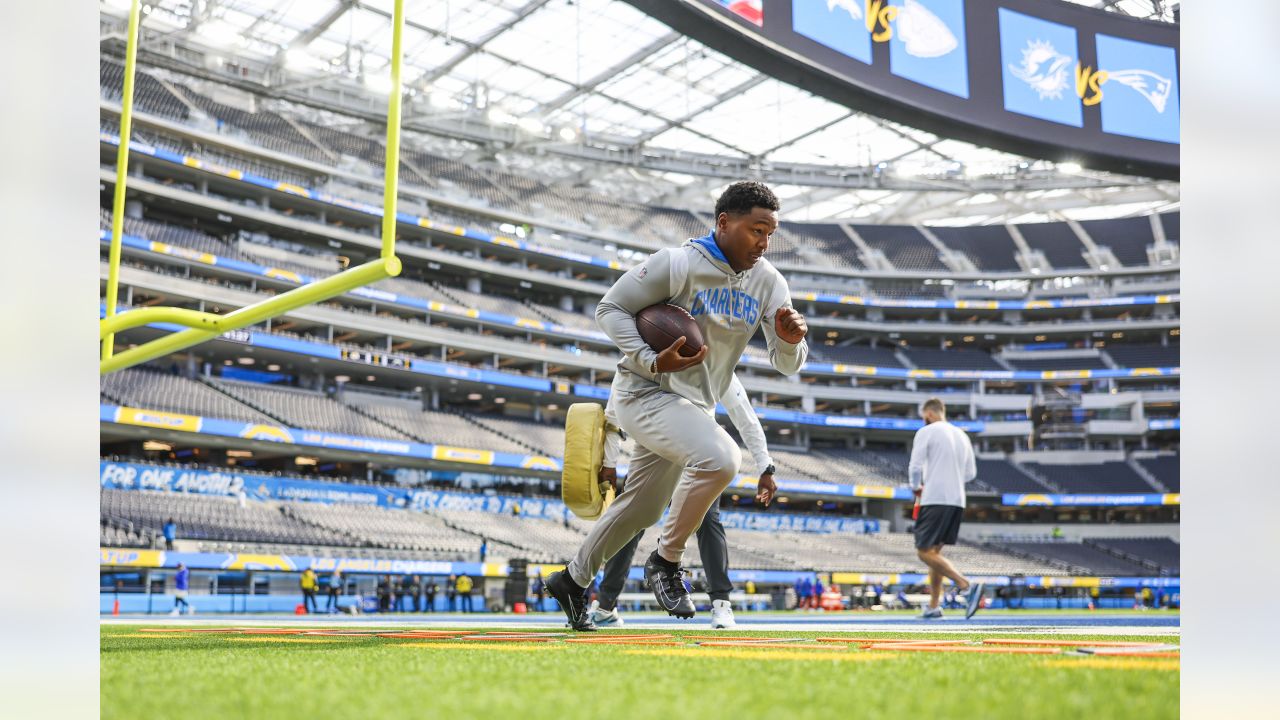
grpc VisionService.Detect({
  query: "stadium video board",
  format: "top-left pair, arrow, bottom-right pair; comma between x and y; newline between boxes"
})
628,0 -> 1179,179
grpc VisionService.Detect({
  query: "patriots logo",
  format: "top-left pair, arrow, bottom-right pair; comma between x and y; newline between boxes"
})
1106,69 -> 1173,113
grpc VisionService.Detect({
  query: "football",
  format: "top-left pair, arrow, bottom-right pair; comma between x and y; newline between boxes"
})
636,302 -> 704,358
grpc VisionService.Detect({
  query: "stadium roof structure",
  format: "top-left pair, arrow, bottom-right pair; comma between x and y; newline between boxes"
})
99,0 -> 1179,225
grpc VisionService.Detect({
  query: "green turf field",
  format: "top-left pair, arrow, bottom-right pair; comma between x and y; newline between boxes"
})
100,625 -> 1177,719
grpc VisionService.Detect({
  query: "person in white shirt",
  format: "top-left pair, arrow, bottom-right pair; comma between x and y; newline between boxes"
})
590,374 -> 777,630
908,397 -> 985,620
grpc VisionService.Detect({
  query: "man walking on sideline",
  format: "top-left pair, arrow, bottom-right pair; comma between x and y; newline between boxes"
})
170,563 -> 190,615
909,397 -> 984,619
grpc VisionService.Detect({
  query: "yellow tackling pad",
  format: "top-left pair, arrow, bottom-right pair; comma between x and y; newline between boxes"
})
561,403 -> 616,520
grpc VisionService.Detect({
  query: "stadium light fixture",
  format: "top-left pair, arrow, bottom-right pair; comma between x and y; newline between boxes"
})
100,0 -> 408,374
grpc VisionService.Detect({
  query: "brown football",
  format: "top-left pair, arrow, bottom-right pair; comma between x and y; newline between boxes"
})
636,303 -> 704,358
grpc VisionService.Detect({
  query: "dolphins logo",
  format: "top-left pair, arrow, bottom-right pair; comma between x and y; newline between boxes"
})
1009,39 -> 1073,100
897,0 -> 958,58
1106,69 -> 1173,113
827,0 -> 863,22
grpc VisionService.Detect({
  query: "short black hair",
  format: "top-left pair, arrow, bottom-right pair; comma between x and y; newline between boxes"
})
715,181 -> 780,218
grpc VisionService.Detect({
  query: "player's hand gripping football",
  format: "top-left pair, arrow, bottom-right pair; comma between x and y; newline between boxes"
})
774,307 -> 808,344
654,336 -> 709,373
599,465 -> 618,494
755,470 -> 777,507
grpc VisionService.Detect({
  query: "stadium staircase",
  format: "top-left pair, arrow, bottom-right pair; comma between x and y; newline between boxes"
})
981,542 -> 1083,575
1009,462 -> 1063,493
196,376 -> 294,427
1127,458 -> 1168,492
445,408 -> 553,457
342,401 -> 432,445
278,505 -> 366,547
1081,538 -> 1165,576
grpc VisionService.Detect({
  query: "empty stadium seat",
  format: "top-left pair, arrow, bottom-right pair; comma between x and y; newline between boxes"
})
101,368 -> 273,423
1021,462 -> 1156,494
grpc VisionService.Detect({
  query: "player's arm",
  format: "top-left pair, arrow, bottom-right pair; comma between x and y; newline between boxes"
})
908,428 -> 928,493
964,435 -> 977,484
761,279 -> 808,376
722,375 -> 776,505
595,248 -> 704,374
600,397 -> 624,492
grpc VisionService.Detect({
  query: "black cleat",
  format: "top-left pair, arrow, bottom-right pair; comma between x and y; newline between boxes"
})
545,570 -> 597,632
644,551 -> 695,619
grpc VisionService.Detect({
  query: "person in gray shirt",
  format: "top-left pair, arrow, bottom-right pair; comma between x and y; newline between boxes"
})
545,182 -> 808,630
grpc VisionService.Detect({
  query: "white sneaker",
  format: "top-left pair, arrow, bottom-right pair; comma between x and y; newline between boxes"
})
169,608 -> 180,616
710,600 -> 736,629
589,602 -> 624,627
920,606 -> 943,620
187,606 -> 196,615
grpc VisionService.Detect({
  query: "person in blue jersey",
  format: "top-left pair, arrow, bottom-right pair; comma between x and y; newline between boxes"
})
170,563 -> 190,616
546,182 -> 809,630
162,518 -> 177,550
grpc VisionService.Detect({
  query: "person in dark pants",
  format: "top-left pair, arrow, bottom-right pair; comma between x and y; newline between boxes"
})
588,374 -> 777,630
445,574 -> 457,612
424,579 -> 439,612
531,576 -> 545,612
399,575 -> 416,612
377,575 -> 393,613
479,539 -> 488,563
408,575 -> 422,612
910,397 -> 984,620
300,568 -> 319,614
456,574 -> 474,613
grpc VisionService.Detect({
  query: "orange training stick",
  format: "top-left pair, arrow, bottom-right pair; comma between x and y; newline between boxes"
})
867,644 -> 1058,655
983,639 -> 1162,648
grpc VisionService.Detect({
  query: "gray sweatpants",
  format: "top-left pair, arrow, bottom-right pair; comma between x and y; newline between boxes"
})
597,500 -> 733,610
567,386 -> 741,588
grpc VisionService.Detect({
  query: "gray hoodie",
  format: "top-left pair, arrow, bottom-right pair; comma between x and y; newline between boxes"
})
595,230 -> 808,412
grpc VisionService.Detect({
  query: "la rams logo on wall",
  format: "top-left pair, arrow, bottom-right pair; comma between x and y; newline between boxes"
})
1095,33 -> 1180,144
793,0 -> 873,65
998,8 -> 1082,127
888,0 -> 969,98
